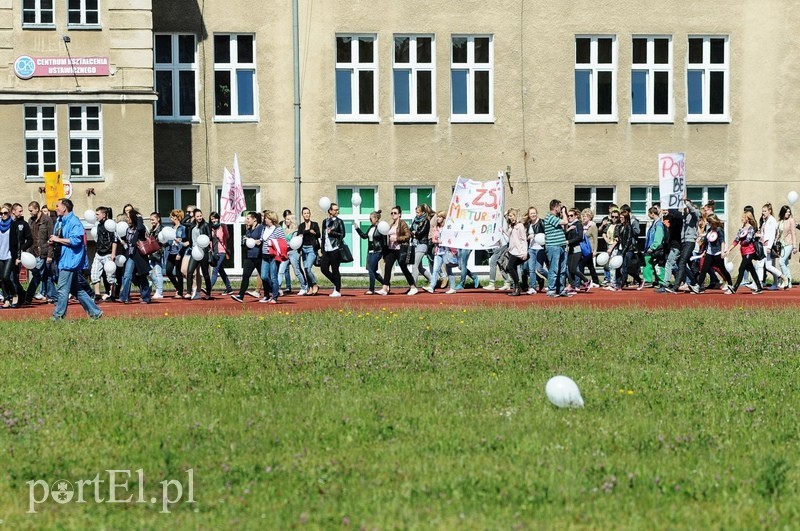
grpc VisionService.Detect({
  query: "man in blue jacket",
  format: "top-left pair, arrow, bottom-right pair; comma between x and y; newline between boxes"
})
48,198 -> 102,320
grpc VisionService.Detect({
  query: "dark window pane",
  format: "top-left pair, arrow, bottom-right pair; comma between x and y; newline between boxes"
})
69,116 -> 81,131
237,35 -> 254,63
575,70 -> 590,114
597,71 -> 612,114
687,70 -> 703,114
155,35 -> 172,63
394,70 -> 410,114
68,9 -> 80,24
474,70 -> 489,114
87,0 -> 98,10
214,35 -> 230,64
631,71 -> 646,114
88,150 -> 100,163
179,70 -> 196,116
86,10 -> 98,24
710,71 -> 724,114
358,70 -> 374,114
632,38 -> 647,64
596,187 -> 614,201
25,106 -> 36,119
215,71 -> 231,115
26,139 -> 37,151
27,164 -> 38,176
43,139 -> 55,151
41,10 -> 53,23
475,37 -> 490,63
87,106 -> 99,118
23,11 -> 35,24
575,187 -> 591,209
157,190 -> 175,217
394,37 -> 409,63
336,36 -> 351,63
42,0 -> 52,10
598,38 -> 612,63
451,70 -> 467,114
70,139 -> 81,151
575,38 -> 590,63
654,38 -> 669,64
88,164 -> 100,176
336,70 -> 352,114
452,37 -> 467,63
710,38 -> 725,64
417,70 -> 432,114
688,38 -> 703,63
654,71 -> 668,114
417,37 -> 432,63
358,38 -> 373,63
178,35 -> 195,63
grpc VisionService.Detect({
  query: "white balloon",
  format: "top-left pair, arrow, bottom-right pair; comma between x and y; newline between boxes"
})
289,235 -> 303,250
104,219 -> 117,232
351,192 -> 362,207
20,251 -> 36,270
725,261 -> 735,272
596,252 -> 610,266
377,220 -> 390,235
114,255 -> 127,267
545,375 -> 584,408
84,209 -> 96,223
196,234 -> 210,249
161,227 -> 176,241
103,260 -> 117,275
245,237 -> 256,249
191,246 -> 205,261
115,221 -> 129,238
609,255 -> 624,270
318,196 -> 332,212
534,233 -> 546,246
90,226 -> 98,240
788,191 -> 799,205
158,231 -> 167,244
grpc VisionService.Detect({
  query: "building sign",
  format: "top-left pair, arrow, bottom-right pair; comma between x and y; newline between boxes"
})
14,56 -> 110,79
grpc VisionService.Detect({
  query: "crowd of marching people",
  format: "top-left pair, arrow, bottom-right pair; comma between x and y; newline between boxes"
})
0,195 -> 798,318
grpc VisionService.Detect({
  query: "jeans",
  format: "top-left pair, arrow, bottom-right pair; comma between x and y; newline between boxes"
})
260,256 -> 280,300
431,254 -> 456,290
673,241 -> 695,288
278,249 -> 307,292
0,259 -> 16,300
149,256 -> 164,295
53,269 -> 102,319
120,257 -> 152,303
411,243 -> 432,285
780,244 -> 794,279
165,253 -> 184,296
209,253 -> 232,292
25,257 -> 57,302
526,248 -> 547,290
545,245 -> 567,293
301,245 -> 318,287
458,249 -> 477,286
617,250 -> 642,288
755,249 -> 783,284
487,245 -> 510,283
366,252 -> 384,291
663,246 -> 680,287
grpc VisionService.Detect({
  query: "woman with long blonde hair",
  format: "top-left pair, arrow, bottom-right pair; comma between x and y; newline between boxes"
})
427,210 -> 458,294
725,211 -> 763,294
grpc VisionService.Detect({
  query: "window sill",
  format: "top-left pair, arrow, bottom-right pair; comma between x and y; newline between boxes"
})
155,117 -> 201,124
685,116 -> 730,124
69,176 -> 105,182
25,177 -> 45,184
22,24 -> 56,30
213,117 -> 259,124
67,25 -> 102,31
449,115 -> 495,124
335,116 -> 380,124
392,116 -> 439,124
629,116 -> 674,124
574,115 -> 619,124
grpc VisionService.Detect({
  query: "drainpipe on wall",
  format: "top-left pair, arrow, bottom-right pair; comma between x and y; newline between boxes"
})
292,0 -> 301,217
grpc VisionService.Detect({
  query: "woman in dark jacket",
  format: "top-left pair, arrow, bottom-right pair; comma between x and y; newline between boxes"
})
320,202 -> 345,298
231,212 -> 264,303
565,207 -> 589,291
378,205 -> 416,296
296,207 -> 321,295
409,204 -> 433,289
355,210 -> 386,294
116,208 -> 152,304
185,208 -> 213,300
614,211 -> 643,291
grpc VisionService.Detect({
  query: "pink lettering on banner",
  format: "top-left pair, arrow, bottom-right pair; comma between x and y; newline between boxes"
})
658,153 -> 686,209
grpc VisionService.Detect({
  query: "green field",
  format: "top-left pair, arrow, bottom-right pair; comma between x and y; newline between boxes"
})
1,307 -> 798,529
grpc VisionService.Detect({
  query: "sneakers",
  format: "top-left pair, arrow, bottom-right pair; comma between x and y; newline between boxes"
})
445,288 -> 457,294
473,277 -> 481,289
407,287 -> 419,296
546,291 -> 558,297
222,289 -> 234,296
499,283 -> 512,291
33,293 -> 45,301
329,290 -> 341,298
454,283 -> 464,290
688,284 -> 701,294
152,293 -> 164,300
377,289 -> 388,296
247,290 -> 260,298
90,311 -> 103,320
297,289 -> 307,296
258,297 -> 270,303
604,285 -> 617,292
231,294 -> 244,303
752,289 -> 763,295
190,293 -> 201,300
482,283 -> 496,291
559,290 -> 574,298
723,285 -> 735,295
423,285 -> 434,294
526,288 -> 536,295
364,290 -> 375,295
589,282 -> 599,289
663,285 -> 676,294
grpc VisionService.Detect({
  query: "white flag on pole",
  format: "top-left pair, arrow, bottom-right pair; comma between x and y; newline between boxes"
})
220,154 -> 247,223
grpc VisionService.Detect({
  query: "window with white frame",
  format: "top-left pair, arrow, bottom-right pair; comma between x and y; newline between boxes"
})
393,34 -> 435,122
395,186 -> 435,223
575,186 -> 615,219
67,0 -> 99,26
687,36 -> 729,122
22,0 -> 54,26
155,34 -> 198,121
68,105 -> 102,179
631,36 -> 672,122
155,186 -> 199,221
686,185 -> 727,220
574,35 -> 617,121
335,34 -> 378,122
336,186 -> 378,269
214,34 -> 257,120
450,35 -> 493,122
24,105 -> 57,181
630,186 -> 659,218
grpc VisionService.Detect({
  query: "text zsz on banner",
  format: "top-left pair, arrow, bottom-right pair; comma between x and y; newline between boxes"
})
440,177 -> 505,250
658,153 -> 686,210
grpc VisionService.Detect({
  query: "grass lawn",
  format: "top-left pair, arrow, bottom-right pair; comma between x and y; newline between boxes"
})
0,307 -> 798,528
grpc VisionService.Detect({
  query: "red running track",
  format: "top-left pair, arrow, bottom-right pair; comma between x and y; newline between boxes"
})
1,286 -> 799,321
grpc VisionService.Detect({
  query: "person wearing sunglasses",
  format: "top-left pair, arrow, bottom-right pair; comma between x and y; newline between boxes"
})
320,203 -> 345,298
378,206 -> 417,295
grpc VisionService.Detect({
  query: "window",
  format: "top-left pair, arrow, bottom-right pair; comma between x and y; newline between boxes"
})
574,186 -> 615,219
687,36 -> 729,122
393,35 -> 436,122
631,36 -> 672,122
68,105 -> 103,179
335,34 -> 378,122
214,187 -> 261,271
450,35 -> 493,122
214,34 -> 257,120
155,34 -> 198,121
67,0 -> 99,26
630,186 -> 659,217
574,35 -> 617,121
156,186 -> 199,220
22,0 -> 54,26
395,186 -> 434,223
24,105 -> 57,181
337,187 -> 377,269
687,185 -> 727,220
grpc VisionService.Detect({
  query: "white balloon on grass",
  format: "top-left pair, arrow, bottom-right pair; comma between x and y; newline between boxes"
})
84,209 -> 96,223
725,261 -> 735,272
115,221 -> 129,238
114,255 -> 127,267
196,234 -> 210,248
104,219 -> 117,232
289,235 -> 303,250
609,255 -> 623,270
103,260 -> 117,275
377,220 -> 390,235
161,227 -> 176,241
534,233 -> 546,246
191,246 -> 205,261
788,191 -> 799,205
318,196 -> 332,212
90,225 -> 98,239
545,375 -> 584,408
596,252 -> 610,266
245,237 -> 256,249
351,193 -> 362,207
20,252 -> 36,270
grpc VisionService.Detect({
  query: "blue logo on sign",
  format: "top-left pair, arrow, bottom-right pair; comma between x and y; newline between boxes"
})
14,56 -> 36,79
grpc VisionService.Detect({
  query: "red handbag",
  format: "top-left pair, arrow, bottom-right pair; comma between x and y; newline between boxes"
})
137,235 -> 160,256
